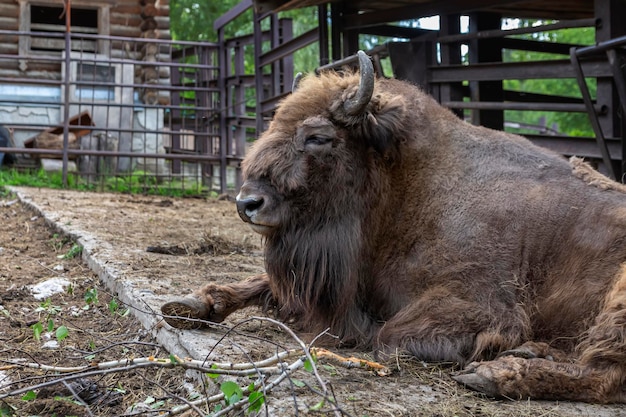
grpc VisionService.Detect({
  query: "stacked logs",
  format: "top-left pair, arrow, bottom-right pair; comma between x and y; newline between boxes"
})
138,0 -> 170,105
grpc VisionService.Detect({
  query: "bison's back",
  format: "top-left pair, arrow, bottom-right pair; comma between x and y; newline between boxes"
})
409,119 -> 626,346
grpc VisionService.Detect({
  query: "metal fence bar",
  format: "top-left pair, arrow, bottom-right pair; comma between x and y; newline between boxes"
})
0,29 -> 233,194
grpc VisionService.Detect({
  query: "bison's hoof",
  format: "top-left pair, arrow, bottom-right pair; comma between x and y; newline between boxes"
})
161,297 -> 210,330
452,364 -> 500,398
497,348 -> 538,360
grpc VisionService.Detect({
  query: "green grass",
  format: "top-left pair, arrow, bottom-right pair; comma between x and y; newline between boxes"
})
0,168 -> 214,198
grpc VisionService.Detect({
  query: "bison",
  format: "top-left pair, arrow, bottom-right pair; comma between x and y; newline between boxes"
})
161,51 -> 626,403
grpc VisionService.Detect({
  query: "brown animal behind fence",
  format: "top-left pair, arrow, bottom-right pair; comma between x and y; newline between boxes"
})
162,51 -> 626,403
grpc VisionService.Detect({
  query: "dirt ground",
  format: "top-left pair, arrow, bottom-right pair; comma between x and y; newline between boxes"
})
1,186 -> 625,416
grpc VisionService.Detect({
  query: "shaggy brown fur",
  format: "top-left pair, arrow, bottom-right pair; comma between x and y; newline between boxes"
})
162,61 -> 626,403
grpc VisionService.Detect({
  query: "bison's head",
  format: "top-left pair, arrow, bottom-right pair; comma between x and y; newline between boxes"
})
236,51 -> 410,238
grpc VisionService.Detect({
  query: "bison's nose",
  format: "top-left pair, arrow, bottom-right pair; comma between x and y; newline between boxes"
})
236,195 -> 264,223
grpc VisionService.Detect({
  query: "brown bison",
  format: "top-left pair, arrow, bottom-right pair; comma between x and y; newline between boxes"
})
162,51 -> 626,403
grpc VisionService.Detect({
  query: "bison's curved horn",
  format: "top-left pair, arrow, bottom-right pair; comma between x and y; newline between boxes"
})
292,72 -> 303,92
344,50 -> 375,116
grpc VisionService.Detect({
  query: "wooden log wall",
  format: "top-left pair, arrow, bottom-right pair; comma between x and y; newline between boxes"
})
0,0 -> 171,82
138,0 -> 171,105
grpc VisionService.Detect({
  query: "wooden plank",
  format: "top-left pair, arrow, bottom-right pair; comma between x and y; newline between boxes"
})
0,3 -> 19,14
344,0 -> 524,29
110,14 -> 142,28
429,59 -> 613,82
0,43 -> 18,55
110,24 -> 141,38
111,4 -> 142,14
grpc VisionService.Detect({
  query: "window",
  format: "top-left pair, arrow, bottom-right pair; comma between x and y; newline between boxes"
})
18,1 -> 114,56
74,62 -> 116,100
30,5 -> 99,53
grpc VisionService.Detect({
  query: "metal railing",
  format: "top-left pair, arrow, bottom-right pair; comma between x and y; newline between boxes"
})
0,30 -> 238,194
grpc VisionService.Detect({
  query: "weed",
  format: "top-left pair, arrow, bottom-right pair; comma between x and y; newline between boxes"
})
0,402 -> 16,417
108,298 -> 130,317
49,233 -> 66,252
55,325 -> 69,342
83,288 -> 98,308
31,322 -> 43,341
62,244 -> 82,259
220,381 -> 243,406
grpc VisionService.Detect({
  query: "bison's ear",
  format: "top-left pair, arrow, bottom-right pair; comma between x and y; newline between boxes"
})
358,92 -> 408,154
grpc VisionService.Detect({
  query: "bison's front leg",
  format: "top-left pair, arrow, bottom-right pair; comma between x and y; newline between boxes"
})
161,274 -> 273,329
376,285 -> 529,365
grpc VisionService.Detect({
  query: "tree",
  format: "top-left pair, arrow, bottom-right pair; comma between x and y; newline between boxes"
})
502,21 -> 596,136
170,0 -> 240,42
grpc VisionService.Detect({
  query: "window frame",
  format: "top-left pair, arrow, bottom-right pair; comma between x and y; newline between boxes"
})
17,0 -> 115,56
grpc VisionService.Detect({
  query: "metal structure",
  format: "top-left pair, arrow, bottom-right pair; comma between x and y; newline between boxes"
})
243,0 -> 626,180
0,0 -> 624,193
0,29 -> 225,193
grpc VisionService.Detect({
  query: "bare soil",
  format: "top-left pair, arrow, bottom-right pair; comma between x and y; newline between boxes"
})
0,186 -> 624,416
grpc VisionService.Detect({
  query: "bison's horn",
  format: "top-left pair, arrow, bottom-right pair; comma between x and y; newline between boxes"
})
292,72 -> 303,92
344,50 -> 375,116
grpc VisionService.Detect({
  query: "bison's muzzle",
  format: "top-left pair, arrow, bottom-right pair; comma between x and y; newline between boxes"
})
236,181 -> 281,235
236,194 -> 263,223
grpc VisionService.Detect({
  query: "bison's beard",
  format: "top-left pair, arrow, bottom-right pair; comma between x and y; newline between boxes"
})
264,217 -> 375,346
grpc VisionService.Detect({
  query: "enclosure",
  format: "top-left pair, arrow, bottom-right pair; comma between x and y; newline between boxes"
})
1,0 -> 625,194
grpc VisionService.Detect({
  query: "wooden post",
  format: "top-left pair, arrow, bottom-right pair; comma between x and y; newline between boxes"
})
595,0 -> 626,180
439,14 -> 464,119
468,12 -> 504,130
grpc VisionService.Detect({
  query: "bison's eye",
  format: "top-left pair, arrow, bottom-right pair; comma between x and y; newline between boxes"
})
304,135 -> 333,149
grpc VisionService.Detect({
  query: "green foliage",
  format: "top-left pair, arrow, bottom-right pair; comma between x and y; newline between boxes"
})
31,299 -> 70,343
502,21 -> 596,136
0,168 -> 207,197
220,381 -> 244,406
0,402 -> 16,417
84,288 -> 98,307
31,322 -> 43,341
247,383 -> 265,412
0,186 -> 13,198
170,0 -> 241,42
62,243 -> 82,259
107,298 -> 129,318
55,325 -> 69,342
143,396 -> 166,410
21,391 -> 37,401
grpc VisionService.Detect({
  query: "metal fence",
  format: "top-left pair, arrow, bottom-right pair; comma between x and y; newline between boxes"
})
0,30 -> 242,195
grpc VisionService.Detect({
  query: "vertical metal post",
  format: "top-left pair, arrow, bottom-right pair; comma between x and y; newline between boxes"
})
318,4 -> 329,66
570,48 -> 616,179
62,0 -> 72,187
217,26 -> 228,194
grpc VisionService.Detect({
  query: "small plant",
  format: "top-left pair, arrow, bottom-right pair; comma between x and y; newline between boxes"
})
62,243 -> 82,259
35,298 -> 62,317
55,325 -> 69,342
21,391 -> 36,401
108,298 -> 130,317
220,381 -> 243,406
49,233 -> 65,252
247,383 -> 265,413
142,396 -> 165,410
83,288 -> 98,309
0,401 -> 16,417
31,322 -> 43,341
206,371 -> 265,414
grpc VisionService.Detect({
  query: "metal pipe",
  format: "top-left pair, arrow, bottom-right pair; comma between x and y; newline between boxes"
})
62,0 -> 72,187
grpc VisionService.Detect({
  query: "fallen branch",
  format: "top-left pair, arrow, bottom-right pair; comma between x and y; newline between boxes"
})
1,316 -> 389,416
312,348 -> 391,376
0,347 -> 386,415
